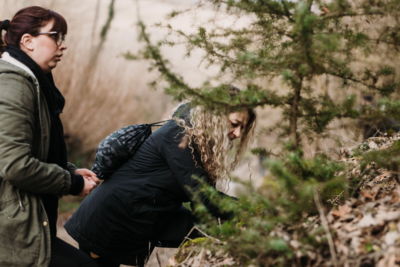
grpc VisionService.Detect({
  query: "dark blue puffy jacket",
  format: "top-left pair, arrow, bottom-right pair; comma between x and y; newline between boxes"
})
65,120 -> 233,265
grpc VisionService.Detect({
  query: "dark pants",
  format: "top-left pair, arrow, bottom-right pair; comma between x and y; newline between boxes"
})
75,206 -> 199,267
49,237 -> 98,267
84,255 -> 120,267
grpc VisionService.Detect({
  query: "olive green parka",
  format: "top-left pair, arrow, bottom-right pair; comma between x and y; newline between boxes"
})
0,53 -> 75,267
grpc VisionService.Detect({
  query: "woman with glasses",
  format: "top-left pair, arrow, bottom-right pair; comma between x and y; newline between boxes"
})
0,6 -> 99,267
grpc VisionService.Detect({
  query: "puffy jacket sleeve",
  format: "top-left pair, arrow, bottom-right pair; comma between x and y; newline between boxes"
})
160,121 -> 234,219
0,73 -> 71,195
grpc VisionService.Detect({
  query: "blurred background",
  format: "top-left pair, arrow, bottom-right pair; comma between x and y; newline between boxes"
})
1,0 -> 281,189
3,0 -> 202,155
1,0 -> 371,184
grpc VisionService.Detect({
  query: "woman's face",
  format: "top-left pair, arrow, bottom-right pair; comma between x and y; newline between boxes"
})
228,110 -> 249,140
21,20 -> 66,72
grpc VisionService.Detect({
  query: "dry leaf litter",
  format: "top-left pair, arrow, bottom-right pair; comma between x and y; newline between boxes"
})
169,134 -> 400,267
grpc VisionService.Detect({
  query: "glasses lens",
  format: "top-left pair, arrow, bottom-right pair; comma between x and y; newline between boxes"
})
53,33 -> 64,46
37,31 -> 65,46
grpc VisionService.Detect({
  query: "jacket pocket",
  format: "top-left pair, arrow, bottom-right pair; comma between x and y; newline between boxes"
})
0,198 -> 28,239
0,197 -> 42,266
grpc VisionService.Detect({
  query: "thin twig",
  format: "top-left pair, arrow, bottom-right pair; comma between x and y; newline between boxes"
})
180,249 -> 195,265
176,226 -> 221,253
314,190 -> 339,267
155,251 -> 162,267
91,0 -> 101,48
190,226 -> 221,242
322,11 -> 384,20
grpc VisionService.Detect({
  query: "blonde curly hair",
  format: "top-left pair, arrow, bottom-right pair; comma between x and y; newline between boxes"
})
174,103 -> 256,186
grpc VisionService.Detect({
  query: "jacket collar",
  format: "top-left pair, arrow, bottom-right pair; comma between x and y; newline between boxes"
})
1,52 -> 38,83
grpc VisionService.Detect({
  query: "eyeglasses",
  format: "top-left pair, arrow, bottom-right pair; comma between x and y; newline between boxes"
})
37,31 -> 65,46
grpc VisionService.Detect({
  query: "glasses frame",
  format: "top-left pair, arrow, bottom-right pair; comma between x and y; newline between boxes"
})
36,31 -> 65,46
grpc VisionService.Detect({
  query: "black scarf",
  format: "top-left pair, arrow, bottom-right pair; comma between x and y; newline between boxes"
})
6,45 -> 68,168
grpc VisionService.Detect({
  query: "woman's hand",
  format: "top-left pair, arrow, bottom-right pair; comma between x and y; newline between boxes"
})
75,168 -> 100,197
79,177 -> 98,197
75,168 -> 100,184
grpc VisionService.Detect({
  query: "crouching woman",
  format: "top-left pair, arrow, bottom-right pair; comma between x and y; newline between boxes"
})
65,102 -> 256,267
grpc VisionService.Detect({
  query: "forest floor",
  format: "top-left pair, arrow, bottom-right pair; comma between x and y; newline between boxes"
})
325,135 -> 400,266
166,134 -> 400,266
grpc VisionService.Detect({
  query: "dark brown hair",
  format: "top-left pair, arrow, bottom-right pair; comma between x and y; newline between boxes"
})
0,6 -> 67,52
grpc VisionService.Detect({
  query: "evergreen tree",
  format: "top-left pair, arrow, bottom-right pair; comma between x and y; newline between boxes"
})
135,0 -> 400,148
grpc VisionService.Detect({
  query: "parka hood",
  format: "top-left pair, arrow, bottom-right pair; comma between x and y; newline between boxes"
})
0,54 -> 36,83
